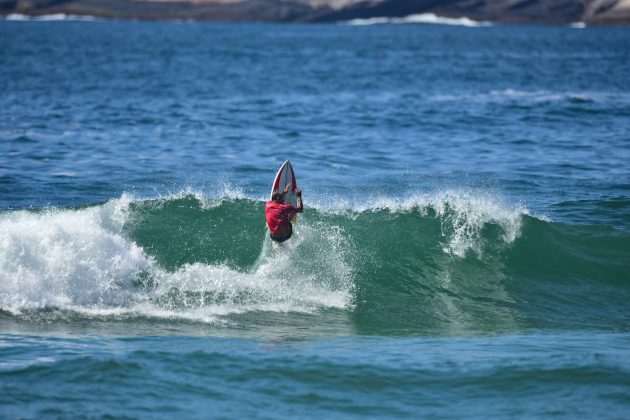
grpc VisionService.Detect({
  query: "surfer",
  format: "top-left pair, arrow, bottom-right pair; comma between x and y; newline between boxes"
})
265,183 -> 303,243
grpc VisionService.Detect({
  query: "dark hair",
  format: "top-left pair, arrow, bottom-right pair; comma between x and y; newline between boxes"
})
272,192 -> 284,202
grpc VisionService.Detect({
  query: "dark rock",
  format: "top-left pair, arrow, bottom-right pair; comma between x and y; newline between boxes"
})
1,0 -> 629,25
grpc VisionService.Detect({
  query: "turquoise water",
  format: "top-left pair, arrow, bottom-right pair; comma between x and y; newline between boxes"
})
1,20 -> 630,418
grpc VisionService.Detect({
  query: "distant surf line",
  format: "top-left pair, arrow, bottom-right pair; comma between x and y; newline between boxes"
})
4,13 -> 102,22
341,13 -> 492,27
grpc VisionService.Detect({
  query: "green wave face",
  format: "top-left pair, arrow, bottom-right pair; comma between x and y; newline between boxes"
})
123,194 -> 630,335
1,193 -> 629,336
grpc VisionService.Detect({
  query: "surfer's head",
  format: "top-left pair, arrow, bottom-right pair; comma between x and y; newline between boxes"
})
272,192 -> 284,203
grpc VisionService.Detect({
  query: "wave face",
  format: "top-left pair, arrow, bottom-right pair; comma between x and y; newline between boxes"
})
1,193 -> 629,335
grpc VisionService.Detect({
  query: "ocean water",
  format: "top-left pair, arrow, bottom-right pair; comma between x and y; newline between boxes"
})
1,20 -> 630,418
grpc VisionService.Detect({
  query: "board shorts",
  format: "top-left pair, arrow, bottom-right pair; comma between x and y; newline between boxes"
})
270,224 -> 292,243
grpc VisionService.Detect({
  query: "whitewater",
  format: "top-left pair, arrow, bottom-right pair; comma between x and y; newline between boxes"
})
0,193 -> 352,321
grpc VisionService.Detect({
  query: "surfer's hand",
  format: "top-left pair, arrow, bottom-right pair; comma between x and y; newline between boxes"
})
283,184 -> 291,193
296,188 -> 302,197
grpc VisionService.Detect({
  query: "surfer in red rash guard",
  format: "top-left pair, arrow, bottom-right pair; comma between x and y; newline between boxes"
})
265,183 -> 303,243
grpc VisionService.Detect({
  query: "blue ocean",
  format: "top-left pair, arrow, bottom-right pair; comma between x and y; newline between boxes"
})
1,19 -> 629,418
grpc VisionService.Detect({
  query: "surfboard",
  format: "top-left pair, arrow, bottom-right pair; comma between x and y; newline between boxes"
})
270,160 -> 298,207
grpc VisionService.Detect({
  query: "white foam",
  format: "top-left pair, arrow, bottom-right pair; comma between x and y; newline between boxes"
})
569,22 -> 586,28
0,195 -> 353,320
51,171 -> 78,178
0,356 -> 57,371
343,13 -> 491,27
0,198 -> 149,313
430,89 -> 630,104
5,13 -> 99,22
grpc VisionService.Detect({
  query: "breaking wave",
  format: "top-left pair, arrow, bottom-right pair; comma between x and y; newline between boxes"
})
1,191 -> 628,334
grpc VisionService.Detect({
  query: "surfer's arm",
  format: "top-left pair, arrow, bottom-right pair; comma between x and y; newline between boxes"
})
296,188 -> 303,213
279,183 -> 292,202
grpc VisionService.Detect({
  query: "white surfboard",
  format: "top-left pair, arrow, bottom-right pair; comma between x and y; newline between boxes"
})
270,160 -> 298,207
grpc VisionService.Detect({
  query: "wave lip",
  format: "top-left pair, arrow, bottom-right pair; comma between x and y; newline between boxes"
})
343,13 -> 492,27
309,189 -> 527,258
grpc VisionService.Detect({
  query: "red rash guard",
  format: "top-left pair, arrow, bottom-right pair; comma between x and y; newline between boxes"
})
265,201 -> 297,236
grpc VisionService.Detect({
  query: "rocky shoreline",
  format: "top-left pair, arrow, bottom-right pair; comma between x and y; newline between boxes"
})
2,0 -> 630,25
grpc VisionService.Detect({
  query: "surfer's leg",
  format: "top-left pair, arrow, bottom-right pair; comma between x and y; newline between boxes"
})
270,233 -> 291,243
270,225 -> 292,243
269,223 -> 293,243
